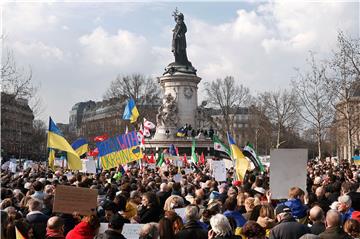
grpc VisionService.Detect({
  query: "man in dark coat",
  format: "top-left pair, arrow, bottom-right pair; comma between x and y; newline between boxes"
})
269,205 -> 310,239
26,199 -> 50,239
308,206 -> 326,235
176,205 -> 207,239
95,214 -> 126,239
319,210 -> 352,239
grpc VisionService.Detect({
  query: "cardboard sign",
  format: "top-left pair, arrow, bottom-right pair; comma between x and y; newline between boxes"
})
270,149 -> 307,199
122,223 -> 144,239
53,185 -> 98,215
99,223 -> 108,234
211,160 -> 227,182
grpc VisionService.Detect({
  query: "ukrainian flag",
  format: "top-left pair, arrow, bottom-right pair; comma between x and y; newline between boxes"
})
227,132 -> 249,180
71,138 -> 89,156
48,148 -> 55,170
47,117 -> 82,170
123,98 -> 139,123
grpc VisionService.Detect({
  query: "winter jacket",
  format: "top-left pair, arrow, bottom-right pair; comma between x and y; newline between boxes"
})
46,229 -> 65,239
65,221 -> 98,239
175,220 -> 208,239
138,206 -> 163,223
224,210 -> 247,227
319,226 -> 352,239
309,221 -> 325,235
269,215 -> 310,239
278,199 -> 308,220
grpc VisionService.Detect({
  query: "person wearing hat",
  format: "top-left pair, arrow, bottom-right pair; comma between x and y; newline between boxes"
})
95,214 -> 126,239
269,205 -> 310,239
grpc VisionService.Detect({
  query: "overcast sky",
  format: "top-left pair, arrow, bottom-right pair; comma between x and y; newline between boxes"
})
2,1 -> 359,124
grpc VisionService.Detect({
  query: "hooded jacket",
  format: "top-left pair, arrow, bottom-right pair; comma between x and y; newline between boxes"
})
65,221 -> 97,239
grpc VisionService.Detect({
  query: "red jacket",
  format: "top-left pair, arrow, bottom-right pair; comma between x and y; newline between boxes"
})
65,221 -> 97,239
46,229 -> 65,239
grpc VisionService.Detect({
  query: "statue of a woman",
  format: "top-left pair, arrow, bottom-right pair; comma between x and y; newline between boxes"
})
172,12 -> 190,66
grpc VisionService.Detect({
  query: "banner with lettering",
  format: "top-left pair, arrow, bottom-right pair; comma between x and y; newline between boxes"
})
96,131 -> 143,170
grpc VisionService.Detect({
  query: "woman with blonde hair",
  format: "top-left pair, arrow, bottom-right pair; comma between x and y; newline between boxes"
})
256,204 -> 276,237
163,195 -> 184,211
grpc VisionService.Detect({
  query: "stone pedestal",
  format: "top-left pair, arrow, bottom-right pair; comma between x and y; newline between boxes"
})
153,71 -> 201,140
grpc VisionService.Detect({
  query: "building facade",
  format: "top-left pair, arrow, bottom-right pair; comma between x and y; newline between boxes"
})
336,85 -> 360,160
1,93 -> 34,159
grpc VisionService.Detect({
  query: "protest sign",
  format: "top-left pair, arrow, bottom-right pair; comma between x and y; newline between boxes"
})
173,174 -> 182,183
174,208 -> 186,219
211,160 -> 227,182
81,159 -> 97,174
270,149 -> 307,199
122,223 -> 144,239
9,162 -> 17,173
53,185 -> 97,215
97,131 -> 143,170
23,160 -> 33,170
99,223 -> 108,234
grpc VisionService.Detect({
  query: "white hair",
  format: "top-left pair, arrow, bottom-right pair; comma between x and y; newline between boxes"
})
210,214 -> 232,237
338,195 -> 352,207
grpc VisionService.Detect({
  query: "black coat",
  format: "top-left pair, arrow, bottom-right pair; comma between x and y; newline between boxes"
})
138,206 -> 162,223
175,220 -> 208,239
26,212 -> 50,239
310,221 -> 326,235
269,216 -> 310,239
319,226 -> 352,239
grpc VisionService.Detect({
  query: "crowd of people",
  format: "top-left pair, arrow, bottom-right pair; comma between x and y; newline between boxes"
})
0,158 -> 359,239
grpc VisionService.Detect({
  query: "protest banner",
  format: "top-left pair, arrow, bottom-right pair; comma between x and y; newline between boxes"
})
122,223 -> 144,239
173,174 -> 182,183
97,131 -> 143,170
23,160 -> 33,170
53,185 -> 97,215
270,149 -> 307,199
9,162 -> 17,173
211,160 -> 227,182
99,223 -> 108,234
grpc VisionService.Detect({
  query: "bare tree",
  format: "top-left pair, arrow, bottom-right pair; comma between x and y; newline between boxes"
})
204,76 -> 251,140
104,73 -> 160,104
292,52 -> 334,159
326,32 -> 360,160
258,89 -> 299,148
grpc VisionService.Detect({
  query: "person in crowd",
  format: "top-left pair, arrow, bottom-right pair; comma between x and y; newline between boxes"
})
139,222 -> 159,239
176,205 -> 207,239
137,192 -> 163,223
223,197 -> 247,229
26,199 -> 50,239
95,214 -> 127,239
314,186 -> 331,214
159,217 -> 175,239
101,201 -> 118,223
243,197 -> 256,221
157,183 -> 171,208
318,209 -> 351,239
208,214 -> 238,239
31,181 -> 46,202
164,210 -> 184,235
242,221 -> 267,239
66,215 -> 100,239
122,190 -> 141,220
269,205 -> 310,239
256,204 -> 276,237
308,206 -> 326,235
341,182 -> 360,211
277,187 -> 308,224
46,216 -> 65,239
337,195 -> 355,224
343,219 -> 360,239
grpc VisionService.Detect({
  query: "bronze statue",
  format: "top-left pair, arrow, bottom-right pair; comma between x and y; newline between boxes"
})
172,10 -> 190,66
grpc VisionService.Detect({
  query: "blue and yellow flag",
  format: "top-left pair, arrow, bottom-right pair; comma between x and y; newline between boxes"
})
71,138 -> 89,156
227,132 -> 249,180
123,98 -> 139,123
47,117 -> 82,170
48,148 -> 55,170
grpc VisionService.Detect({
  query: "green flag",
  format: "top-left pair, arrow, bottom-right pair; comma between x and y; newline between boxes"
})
213,135 -> 231,156
191,139 -> 198,164
156,153 -> 164,167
